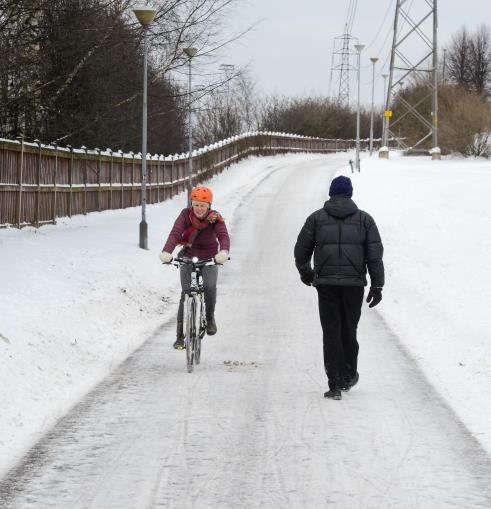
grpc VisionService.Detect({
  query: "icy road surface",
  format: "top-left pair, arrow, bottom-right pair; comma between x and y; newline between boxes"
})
1,156 -> 491,508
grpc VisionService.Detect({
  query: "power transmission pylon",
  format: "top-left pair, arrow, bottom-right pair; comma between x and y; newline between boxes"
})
382,0 -> 440,159
328,25 -> 358,107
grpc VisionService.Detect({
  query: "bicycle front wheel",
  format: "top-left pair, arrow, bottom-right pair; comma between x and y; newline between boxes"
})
195,295 -> 206,365
185,295 -> 197,373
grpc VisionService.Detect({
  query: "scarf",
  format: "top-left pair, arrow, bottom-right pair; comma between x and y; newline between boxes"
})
179,208 -> 224,247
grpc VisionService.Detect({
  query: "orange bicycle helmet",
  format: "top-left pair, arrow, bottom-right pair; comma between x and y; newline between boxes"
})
191,186 -> 213,204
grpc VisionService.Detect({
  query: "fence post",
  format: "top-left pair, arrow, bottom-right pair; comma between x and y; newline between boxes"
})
160,155 -> 165,201
16,136 -> 24,228
130,151 -> 135,207
120,151 -> 124,209
52,141 -> 58,224
162,157 -> 167,200
95,148 -> 101,212
81,146 -> 87,215
109,149 -> 113,210
148,154 -> 153,205
156,155 -> 161,203
68,145 -> 73,217
34,139 -> 42,227
170,157 -> 174,198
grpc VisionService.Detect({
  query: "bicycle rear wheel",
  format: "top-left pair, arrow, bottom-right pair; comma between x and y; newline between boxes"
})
185,295 -> 197,373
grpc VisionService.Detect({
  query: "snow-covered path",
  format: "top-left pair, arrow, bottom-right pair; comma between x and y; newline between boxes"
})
1,157 -> 491,508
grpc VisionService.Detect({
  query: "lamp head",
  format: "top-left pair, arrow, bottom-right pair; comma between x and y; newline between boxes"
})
183,47 -> 198,58
354,44 -> 365,53
133,7 -> 156,26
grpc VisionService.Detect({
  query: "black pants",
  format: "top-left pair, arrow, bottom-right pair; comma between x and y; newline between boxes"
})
316,285 -> 364,390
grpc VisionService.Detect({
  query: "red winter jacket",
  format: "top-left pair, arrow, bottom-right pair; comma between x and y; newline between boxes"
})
163,208 -> 230,260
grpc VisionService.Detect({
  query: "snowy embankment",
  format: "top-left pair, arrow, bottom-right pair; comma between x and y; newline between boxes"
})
0,153 -> 319,478
352,153 -> 491,454
1,150 -> 490,479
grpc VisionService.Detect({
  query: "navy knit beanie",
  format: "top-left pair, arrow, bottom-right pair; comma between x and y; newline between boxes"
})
329,175 -> 353,198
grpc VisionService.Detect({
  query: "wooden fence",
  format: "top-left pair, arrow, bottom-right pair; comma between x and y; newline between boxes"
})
0,132 -> 359,228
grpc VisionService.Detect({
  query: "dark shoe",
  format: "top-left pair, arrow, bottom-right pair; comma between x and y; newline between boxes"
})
341,372 -> 359,391
206,315 -> 217,335
173,337 -> 185,350
350,371 -> 359,388
324,389 -> 342,400
174,321 -> 185,349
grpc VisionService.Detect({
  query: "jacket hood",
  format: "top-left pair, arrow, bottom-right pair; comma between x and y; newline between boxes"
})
323,196 -> 358,218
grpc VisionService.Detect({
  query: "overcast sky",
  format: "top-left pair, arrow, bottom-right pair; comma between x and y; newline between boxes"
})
217,0 -> 489,107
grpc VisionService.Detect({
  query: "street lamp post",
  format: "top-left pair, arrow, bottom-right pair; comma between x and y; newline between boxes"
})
184,47 -> 197,205
369,57 -> 378,156
220,63 -> 235,126
133,6 -> 156,250
354,44 -> 365,171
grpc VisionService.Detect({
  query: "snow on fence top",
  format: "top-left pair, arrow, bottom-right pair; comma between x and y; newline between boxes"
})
0,131 -> 361,162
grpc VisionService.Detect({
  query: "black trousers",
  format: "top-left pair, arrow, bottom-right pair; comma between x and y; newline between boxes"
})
316,285 -> 364,390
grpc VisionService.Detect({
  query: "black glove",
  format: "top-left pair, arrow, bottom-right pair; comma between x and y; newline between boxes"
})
300,272 -> 314,287
366,287 -> 382,308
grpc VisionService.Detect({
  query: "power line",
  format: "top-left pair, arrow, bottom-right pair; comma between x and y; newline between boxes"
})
364,0 -> 396,52
345,0 -> 354,28
347,0 -> 358,34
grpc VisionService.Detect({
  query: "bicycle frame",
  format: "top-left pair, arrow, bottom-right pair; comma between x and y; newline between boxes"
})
173,257 -> 215,373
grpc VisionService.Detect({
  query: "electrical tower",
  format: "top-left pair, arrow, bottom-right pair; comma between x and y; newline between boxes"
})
382,0 -> 440,158
328,25 -> 359,107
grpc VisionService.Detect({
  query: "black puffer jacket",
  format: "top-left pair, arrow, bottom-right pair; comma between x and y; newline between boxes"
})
294,196 -> 384,287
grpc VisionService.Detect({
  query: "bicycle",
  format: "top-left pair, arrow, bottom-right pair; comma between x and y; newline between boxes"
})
171,257 -> 216,373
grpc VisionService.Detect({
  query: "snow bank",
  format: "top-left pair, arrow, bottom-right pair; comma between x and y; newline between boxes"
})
351,152 -> 491,454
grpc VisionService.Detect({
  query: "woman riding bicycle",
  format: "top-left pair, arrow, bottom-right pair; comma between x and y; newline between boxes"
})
159,186 -> 230,350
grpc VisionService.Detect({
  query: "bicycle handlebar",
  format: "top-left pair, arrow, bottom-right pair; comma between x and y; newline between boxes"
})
171,257 -> 217,268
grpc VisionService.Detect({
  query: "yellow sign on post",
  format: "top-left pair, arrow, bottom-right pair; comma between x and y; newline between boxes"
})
384,110 -> 393,118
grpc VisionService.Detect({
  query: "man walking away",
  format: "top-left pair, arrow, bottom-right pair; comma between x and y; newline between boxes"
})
294,175 -> 384,400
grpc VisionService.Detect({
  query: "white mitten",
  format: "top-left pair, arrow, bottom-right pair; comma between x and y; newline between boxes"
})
214,250 -> 229,265
159,251 -> 173,264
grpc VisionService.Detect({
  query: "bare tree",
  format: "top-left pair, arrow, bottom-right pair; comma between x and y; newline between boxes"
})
446,25 -> 491,95
194,69 -> 259,147
0,0 -> 43,137
0,0 -> 249,153
447,28 -> 472,90
235,71 -> 260,132
469,25 -> 491,95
